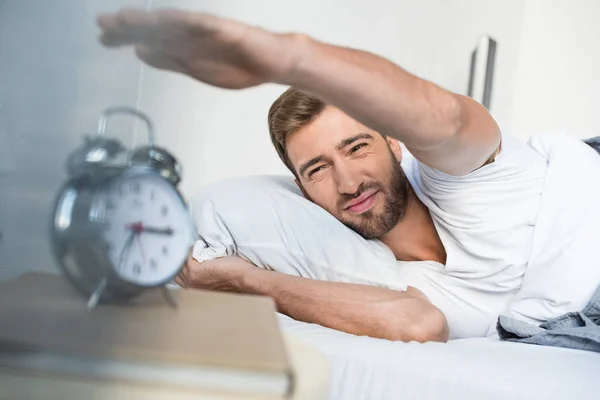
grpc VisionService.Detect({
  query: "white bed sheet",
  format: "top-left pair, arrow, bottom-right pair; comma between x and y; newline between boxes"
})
278,314 -> 600,400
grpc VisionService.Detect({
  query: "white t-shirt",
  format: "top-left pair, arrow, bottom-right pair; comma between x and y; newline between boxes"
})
397,135 -> 549,339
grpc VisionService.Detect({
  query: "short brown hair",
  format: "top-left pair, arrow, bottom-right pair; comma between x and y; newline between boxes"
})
268,87 -> 326,174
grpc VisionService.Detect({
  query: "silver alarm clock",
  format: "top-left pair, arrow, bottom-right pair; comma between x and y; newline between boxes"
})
51,107 -> 196,308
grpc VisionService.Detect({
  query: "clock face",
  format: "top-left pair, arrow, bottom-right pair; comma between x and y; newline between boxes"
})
99,171 -> 195,286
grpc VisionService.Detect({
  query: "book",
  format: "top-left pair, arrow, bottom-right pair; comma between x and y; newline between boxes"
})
0,273 -> 292,398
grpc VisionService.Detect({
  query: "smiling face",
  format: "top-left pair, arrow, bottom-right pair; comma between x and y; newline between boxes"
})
286,106 -> 410,239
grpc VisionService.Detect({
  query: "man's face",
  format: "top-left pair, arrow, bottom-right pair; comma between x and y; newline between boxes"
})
287,106 -> 410,239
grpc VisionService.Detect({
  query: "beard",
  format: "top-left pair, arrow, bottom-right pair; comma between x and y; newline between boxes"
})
337,150 -> 410,239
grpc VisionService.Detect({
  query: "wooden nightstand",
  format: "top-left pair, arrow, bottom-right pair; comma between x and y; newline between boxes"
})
0,273 -> 329,400
0,334 -> 328,400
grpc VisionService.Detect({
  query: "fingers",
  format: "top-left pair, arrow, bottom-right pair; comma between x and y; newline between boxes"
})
98,9 -> 169,48
175,263 -> 191,288
134,45 -> 188,73
98,8 -> 161,39
97,7 -> 231,48
175,247 -> 199,288
186,246 -> 196,264
97,8 -> 208,47
174,274 -> 185,287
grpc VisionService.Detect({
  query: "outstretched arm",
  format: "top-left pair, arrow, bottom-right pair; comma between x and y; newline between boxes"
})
285,38 -> 501,175
175,254 -> 449,343
98,8 -> 500,175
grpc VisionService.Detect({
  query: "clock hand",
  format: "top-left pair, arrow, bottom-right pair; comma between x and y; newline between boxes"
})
135,234 -> 147,265
140,226 -> 174,235
126,222 -> 174,236
118,231 -> 136,270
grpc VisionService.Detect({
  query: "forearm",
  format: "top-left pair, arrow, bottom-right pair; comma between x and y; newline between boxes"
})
239,266 -> 448,342
278,35 -> 459,148
275,34 -> 500,174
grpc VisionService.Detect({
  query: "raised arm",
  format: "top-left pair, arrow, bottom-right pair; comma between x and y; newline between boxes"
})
285,38 -> 501,175
98,8 -> 500,174
175,255 -> 449,343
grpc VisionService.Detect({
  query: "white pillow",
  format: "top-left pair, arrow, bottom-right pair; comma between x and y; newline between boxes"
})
189,175 -> 407,291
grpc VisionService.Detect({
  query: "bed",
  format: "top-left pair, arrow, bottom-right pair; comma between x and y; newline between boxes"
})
278,314 -> 600,400
190,134 -> 600,399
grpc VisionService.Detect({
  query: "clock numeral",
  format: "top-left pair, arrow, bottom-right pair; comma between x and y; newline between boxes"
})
162,246 -> 169,257
131,182 -> 141,194
133,262 -> 141,276
161,205 -> 169,217
150,258 -> 158,269
150,190 -> 155,202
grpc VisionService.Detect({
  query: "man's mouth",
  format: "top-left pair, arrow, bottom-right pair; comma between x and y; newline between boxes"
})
344,189 -> 379,215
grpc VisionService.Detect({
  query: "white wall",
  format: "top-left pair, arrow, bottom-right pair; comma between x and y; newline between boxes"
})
0,0 -> 148,279
139,0 -> 527,198
510,0 -> 600,140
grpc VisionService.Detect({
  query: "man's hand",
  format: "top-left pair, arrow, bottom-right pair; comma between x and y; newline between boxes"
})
174,250 -> 254,292
97,8 -> 301,89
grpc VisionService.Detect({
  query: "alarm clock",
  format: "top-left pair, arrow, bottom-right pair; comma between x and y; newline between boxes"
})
51,107 -> 196,308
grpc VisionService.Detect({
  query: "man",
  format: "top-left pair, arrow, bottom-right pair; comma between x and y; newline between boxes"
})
97,9 -> 548,342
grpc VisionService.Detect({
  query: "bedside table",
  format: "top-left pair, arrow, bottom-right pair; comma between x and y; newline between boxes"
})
0,333 -> 328,400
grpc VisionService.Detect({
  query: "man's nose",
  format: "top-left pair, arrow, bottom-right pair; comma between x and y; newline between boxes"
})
334,164 -> 361,195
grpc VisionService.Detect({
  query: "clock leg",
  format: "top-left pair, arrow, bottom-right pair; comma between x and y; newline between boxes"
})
161,285 -> 178,309
87,278 -> 108,310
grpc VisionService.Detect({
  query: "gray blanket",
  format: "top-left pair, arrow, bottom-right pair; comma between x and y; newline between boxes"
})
497,285 -> 600,352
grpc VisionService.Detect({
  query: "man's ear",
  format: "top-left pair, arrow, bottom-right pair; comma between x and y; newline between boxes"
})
386,137 -> 403,162
295,178 -> 311,200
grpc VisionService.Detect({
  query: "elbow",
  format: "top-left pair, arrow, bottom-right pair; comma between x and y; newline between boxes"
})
381,299 -> 449,343
407,306 -> 449,343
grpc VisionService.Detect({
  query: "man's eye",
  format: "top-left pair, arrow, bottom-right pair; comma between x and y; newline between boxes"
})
308,166 -> 325,177
350,143 -> 368,154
